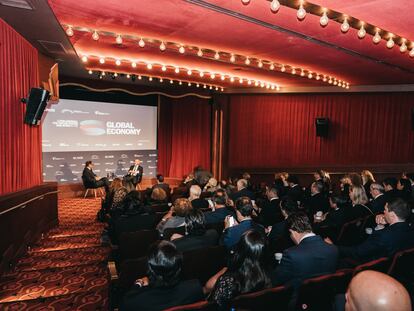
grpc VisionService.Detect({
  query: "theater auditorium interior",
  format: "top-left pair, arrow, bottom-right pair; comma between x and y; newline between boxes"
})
1,0 -> 414,310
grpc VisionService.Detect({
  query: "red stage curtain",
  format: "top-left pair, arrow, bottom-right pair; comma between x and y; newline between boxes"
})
0,19 -> 42,195
158,95 -> 211,178
227,93 -> 414,169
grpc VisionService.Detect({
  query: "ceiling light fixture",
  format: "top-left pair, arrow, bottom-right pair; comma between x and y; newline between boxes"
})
92,30 -> 99,41
320,10 -> 329,27
386,35 -> 395,49
138,38 -> 145,48
341,17 -> 350,33
357,24 -> 366,39
160,42 -> 166,51
115,35 -> 123,45
373,30 -> 381,44
297,2 -> 306,20
270,0 -> 280,13
66,26 -> 74,37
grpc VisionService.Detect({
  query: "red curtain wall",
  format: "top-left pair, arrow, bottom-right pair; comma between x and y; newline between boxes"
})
227,93 -> 414,169
0,19 -> 42,195
158,95 -> 211,178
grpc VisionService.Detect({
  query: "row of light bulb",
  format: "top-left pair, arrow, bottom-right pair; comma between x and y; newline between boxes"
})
81,55 -> 281,88
65,25 -> 343,86
241,0 -> 414,56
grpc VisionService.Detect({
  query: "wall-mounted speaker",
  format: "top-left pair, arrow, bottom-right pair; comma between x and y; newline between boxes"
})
315,117 -> 329,138
22,88 -> 49,126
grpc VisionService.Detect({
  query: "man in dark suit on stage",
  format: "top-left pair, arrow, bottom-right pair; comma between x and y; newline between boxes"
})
124,159 -> 143,186
82,161 -> 110,191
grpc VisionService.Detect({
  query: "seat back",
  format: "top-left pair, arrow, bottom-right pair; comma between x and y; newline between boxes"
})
388,247 -> 414,289
163,226 -> 186,240
118,229 -> 159,262
353,257 -> 390,276
205,222 -> 224,234
231,285 -> 293,311
163,300 -> 217,311
296,270 -> 353,311
337,217 -> 367,246
151,203 -> 170,213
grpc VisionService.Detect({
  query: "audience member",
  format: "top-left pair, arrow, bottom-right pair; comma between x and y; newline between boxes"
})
368,183 -> 386,214
306,181 -> 330,217
397,178 -> 412,201
157,198 -> 192,234
171,209 -> 219,252
274,172 -> 289,199
152,174 -> 171,196
344,271 -> 411,311
313,196 -> 347,233
313,169 -> 331,194
257,187 -> 282,227
188,185 -> 209,209
361,170 -> 375,200
204,189 -> 235,224
383,177 -> 399,202
344,186 -> 372,222
104,178 -> 128,219
203,177 -> 219,193
271,212 -> 338,288
147,188 -> 168,206
340,176 -> 352,202
230,179 -> 255,201
222,197 -> 264,249
120,241 -> 204,311
286,175 -> 304,204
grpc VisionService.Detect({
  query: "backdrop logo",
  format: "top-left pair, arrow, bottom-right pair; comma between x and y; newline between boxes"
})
52,157 -> 64,160
91,155 -> 99,159
79,120 -> 106,136
121,154 -> 128,158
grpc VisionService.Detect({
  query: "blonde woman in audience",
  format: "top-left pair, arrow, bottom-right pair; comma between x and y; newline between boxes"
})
361,170 -> 375,199
345,186 -> 372,222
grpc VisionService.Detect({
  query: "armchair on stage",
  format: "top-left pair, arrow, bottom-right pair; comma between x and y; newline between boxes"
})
82,175 -> 105,198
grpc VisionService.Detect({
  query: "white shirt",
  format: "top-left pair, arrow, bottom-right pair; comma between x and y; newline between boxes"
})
299,232 -> 316,244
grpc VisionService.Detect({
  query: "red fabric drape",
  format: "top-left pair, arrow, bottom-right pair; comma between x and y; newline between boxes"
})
158,95 -> 211,178
0,19 -> 42,195
227,93 -> 414,169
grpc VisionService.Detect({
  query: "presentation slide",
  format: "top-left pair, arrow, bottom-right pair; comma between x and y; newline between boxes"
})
42,99 -> 158,183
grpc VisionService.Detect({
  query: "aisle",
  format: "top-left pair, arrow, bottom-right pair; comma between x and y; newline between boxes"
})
0,198 -> 110,310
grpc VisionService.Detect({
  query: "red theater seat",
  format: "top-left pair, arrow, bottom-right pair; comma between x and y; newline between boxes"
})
353,257 -> 390,276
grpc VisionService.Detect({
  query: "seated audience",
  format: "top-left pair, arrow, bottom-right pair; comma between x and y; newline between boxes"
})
330,198 -> 414,265
306,180 -> 330,217
208,230 -> 272,308
403,172 -> 414,200
257,187 -> 282,227
397,178 -> 412,201
157,198 -> 192,234
222,197 -> 264,250
120,241 -> 204,311
203,177 -> 219,193
383,177 -> 399,202
188,185 -> 209,209
146,187 -> 168,206
171,209 -> 219,252
361,170 -> 375,200
230,178 -> 255,201
109,191 -> 155,244
273,172 -> 289,199
152,174 -> 171,196
313,169 -> 331,195
101,178 -> 128,219
340,176 -> 352,202
204,189 -> 236,224
368,183 -> 387,214
286,175 -> 304,204
313,195 -> 347,233
344,186 -> 372,222
271,212 -> 338,288
344,271 -> 411,311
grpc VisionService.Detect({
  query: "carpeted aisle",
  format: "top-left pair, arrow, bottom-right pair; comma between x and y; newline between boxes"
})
0,198 -> 110,310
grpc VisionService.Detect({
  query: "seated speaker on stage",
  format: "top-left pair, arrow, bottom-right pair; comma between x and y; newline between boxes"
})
82,161 -> 110,191
124,159 -> 143,186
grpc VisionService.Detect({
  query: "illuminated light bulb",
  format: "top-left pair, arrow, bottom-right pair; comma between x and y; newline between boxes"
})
270,0 -> 280,13
66,26 -> 74,37
179,81 -> 182,85
188,82 -> 191,86
221,75 -> 225,80
358,25 -> 366,39
245,57 -> 251,65
160,41 -> 166,51
161,65 -> 167,71
328,79 -> 333,84
174,67 -> 180,74
215,87 -> 219,91
230,54 -> 236,62
269,63 -> 275,70
147,63 -> 153,70
241,0 -> 250,4
260,82 -> 265,88
400,40 -> 408,53
323,76 -> 327,82
300,70 -> 305,77
187,69 -> 192,75
196,83 -> 200,87
116,35 -> 123,44
209,86 -> 213,90
138,38 -> 145,47
179,45 -> 185,54
101,71 -> 106,76
276,86 -> 280,91
149,77 -> 153,81
346,85 -> 349,89
214,51 -> 220,60
92,31 -> 99,41
258,60 -> 263,68
170,80 -> 173,84
248,80 -> 252,85
197,49 -> 203,57
115,59 -> 121,66
99,57 -> 105,64
88,70 -> 93,74
266,84 -> 270,89
138,75 -> 142,80
308,73 -> 313,79
203,84 -> 207,89
160,78 -> 163,82
373,31 -> 381,44
386,35 -> 395,49
281,65 -> 286,72
131,62 -> 137,68
341,17 -> 350,33
221,87 -> 224,91
254,81 -> 259,86
239,78 -> 243,84
271,85 -> 275,90
199,72 -> 204,77
211,73 -> 215,79
409,47 -> 414,57
114,73 -> 118,77
81,55 -> 88,63
338,82 -> 342,87
333,80 -> 338,85
291,68 -> 296,75
297,3 -> 306,20
126,74 -> 130,78
230,77 -> 235,82
320,11 -> 329,27
316,74 -> 320,80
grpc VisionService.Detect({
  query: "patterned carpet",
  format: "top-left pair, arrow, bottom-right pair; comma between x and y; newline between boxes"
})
0,198 -> 110,310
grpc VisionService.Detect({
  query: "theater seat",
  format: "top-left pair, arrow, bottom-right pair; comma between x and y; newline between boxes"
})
163,300 -> 217,311
118,229 -> 159,262
336,217 -> 368,246
296,269 -> 353,311
387,247 -> 414,296
231,285 -> 293,311
353,257 -> 390,276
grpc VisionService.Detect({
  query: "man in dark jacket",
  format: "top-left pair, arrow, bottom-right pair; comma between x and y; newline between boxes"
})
82,160 -> 110,191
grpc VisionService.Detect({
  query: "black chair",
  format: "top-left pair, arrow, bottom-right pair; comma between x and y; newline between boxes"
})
296,269 -> 353,311
231,285 -> 293,311
388,247 -> 414,296
118,229 -> 159,263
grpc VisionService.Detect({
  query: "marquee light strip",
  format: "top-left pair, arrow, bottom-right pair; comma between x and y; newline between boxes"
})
245,0 -> 414,57
82,55 -> 285,90
63,25 -> 349,87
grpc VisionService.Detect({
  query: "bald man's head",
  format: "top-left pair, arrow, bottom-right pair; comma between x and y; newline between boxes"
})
345,271 -> 411,311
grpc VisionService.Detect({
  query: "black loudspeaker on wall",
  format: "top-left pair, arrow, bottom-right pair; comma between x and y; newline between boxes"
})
315,117 -> 329,137
21,88 -> 50,126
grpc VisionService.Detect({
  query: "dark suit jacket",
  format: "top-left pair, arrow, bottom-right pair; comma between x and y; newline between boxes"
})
230,188 -> 256,201
222,219 -> 264,249
306,192 -> 330,216
204,207 -> 236,224
127,165 -> 143,184
344,204 -> 372,223
271,235 -> 338,287
368,194 -> 387,214
190,198 -> 209,210
173,229 -> 219,252
82,167 -> 97,188
287,185 -> 304,204
384,189 -> 399,202
258,198 -> 282,226
120,279 -> 204,311
339,222 -> 414,264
